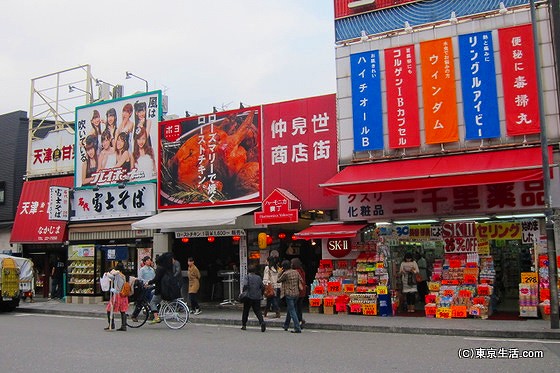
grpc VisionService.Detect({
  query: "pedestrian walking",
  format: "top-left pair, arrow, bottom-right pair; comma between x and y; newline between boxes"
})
240,264 -> 266,332
277,260 -> 303,333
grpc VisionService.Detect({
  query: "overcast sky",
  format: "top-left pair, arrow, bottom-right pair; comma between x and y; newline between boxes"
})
0,1 -> 336,118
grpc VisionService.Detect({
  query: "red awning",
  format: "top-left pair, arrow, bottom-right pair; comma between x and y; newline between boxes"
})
10,176 -> 73,244
293,223 -> 367,240
320,147 -> 551,195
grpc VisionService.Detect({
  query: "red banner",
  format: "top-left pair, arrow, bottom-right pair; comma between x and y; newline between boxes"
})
385,45 -> 421,148
499,24 -> 540,136
420,38 -> 459,144
262,94 -> 337,210
10,177 -> 73,243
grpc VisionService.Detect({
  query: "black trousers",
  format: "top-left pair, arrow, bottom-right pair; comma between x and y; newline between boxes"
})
242,299 -> 264,326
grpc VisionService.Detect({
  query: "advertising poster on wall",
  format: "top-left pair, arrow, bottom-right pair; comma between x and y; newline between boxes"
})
74,91 -> 161,189
159,107 -> 261,209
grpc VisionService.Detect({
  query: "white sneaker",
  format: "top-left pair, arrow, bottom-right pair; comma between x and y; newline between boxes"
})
194,309 -> 202,315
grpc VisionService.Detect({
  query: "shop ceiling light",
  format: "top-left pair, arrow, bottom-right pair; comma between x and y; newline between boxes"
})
393,219 -> 438,225
444,217 -> 490,222
495,213 -> 545,219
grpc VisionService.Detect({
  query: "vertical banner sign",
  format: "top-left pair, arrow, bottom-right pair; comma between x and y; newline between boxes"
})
384,45 -> 421,148
48,186 -> 70,221
499,24 -> 540,136
350,50 -> 383,151
420,38 -> 459,144
262,94 -> 338,210
459,31 -> 501,140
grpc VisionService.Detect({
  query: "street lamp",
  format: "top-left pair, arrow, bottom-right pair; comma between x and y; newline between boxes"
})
95,78 -> 115,88
125,71 -> 148,92
68,85 -> 93,102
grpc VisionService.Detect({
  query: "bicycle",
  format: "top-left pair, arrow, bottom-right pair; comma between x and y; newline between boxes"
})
159,298 -> 190,329
127,292 -> 190,330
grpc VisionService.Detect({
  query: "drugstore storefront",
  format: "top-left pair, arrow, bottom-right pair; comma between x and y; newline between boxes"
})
304,147 -> 560,320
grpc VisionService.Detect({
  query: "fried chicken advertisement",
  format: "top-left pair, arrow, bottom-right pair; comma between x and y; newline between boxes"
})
160,108 -> 261,207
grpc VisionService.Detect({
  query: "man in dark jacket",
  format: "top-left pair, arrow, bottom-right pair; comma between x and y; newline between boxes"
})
240,264 -> 266,332
147,252 -> 174,324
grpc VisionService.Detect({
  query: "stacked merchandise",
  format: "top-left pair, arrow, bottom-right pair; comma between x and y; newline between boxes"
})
309,260 -> 334,312
538,254 -> 551,319
519,282 -> 538,317
424,253 -> 493,319
349,293 -> 377,315
479,256 -> 496,284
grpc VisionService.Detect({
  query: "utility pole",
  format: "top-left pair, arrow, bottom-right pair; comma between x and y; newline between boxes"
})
530,0 -> 559,329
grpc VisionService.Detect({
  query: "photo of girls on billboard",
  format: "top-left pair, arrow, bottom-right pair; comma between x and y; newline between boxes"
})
74,91 -> 161,189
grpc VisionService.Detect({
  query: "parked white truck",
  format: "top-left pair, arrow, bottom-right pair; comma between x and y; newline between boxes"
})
0,254 -> 34,311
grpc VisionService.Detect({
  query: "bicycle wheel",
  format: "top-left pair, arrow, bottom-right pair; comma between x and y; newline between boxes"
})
127,301 -> 150,328
162,299 -> 189,329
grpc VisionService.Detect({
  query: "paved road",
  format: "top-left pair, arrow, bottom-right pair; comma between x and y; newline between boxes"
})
2,312 -> 560,373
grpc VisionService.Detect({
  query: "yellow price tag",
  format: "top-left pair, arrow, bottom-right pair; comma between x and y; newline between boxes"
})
376,285 -> 388,295
520,272 -> 538,284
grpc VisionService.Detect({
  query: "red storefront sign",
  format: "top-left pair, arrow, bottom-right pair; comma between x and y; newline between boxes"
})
499,24 -> 540,136
254,188 -> 300,225
262,94 -> 337,210
327,238 -> 352,258
11,176 -> 73,243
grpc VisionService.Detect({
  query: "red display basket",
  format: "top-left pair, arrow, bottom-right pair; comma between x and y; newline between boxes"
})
349,303 -> 363,314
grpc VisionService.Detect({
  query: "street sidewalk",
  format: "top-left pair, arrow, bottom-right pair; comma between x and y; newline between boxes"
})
15,298 -> 560,340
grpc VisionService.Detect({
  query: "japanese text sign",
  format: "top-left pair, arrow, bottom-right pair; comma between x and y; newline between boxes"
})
458,31 -> 500,140
30,128 -> 75,177
351,50 -> 384,151
499,24 -> 540,136
384,45 -> 421,148
262,94 -> 337,210
159,107 -> 261,208
72,184 -> 156,221
420,37 -> 459,144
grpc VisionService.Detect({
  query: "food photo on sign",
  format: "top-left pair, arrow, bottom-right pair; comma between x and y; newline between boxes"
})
159,107 -> 261,207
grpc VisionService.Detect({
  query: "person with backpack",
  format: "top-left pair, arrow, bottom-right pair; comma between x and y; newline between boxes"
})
146,252 -> 175,324
104,263 -> 130,331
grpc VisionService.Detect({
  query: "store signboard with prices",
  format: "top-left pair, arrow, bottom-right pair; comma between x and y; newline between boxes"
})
521,272 -> 538,284
436,307 -> 452,319
376,285 -> 388,295
451,306 -> 467,318
328,282 -> 342,293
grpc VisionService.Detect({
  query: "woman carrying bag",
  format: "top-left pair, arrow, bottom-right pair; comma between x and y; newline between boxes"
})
262,256 -> 281,318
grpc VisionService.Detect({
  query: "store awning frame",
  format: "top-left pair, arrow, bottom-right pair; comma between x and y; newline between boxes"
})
320,147 -> 553,195
293,223 -> 367,240
131,205 -> 260,231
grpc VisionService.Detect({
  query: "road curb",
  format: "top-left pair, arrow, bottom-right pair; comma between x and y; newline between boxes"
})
17,307 -> 560,340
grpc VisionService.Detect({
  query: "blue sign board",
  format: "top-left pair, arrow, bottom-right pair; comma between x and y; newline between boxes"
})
459,31 -> 500,140
350,50 -> 384,151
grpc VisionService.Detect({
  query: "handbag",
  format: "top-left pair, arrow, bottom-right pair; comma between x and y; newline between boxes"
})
415,273 -> 423,283
238,289 -> 248,302
264,283 -> 275,298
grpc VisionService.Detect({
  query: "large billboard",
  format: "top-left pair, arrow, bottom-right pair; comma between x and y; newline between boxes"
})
159,107 -> 261,209
29,128 -> 75,177
74,91 -> 161,189
334,0 -> 422,19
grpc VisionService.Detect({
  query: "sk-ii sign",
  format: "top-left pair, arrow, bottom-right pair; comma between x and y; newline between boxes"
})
327,239 -> 352,258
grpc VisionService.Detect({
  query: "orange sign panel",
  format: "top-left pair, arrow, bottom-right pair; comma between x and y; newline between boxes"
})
420,37 -> 459,144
